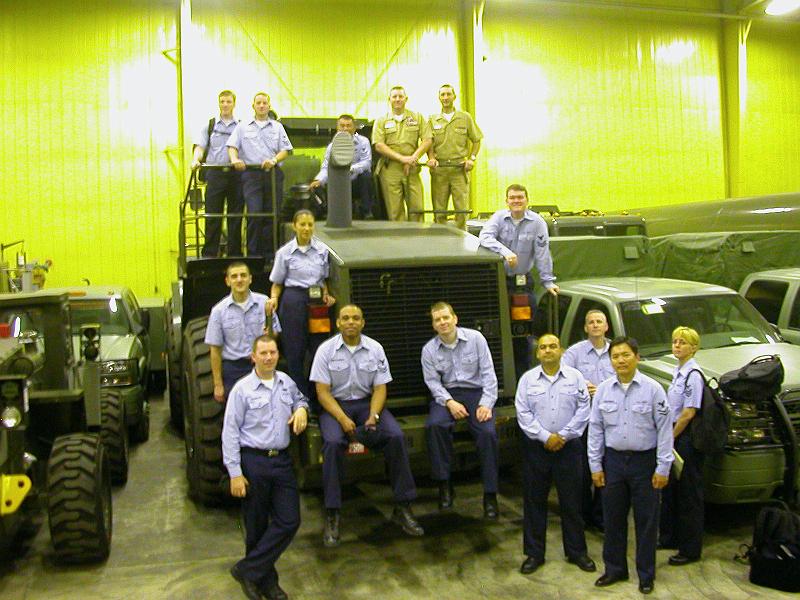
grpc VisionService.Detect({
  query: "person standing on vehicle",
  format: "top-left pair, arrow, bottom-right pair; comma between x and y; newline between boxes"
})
222,334 -> 308,600
372,86 -> 431,222
426,84 -> 483,230
206,262 -> 271,403
562,309 -> 615,531
227,92 -> 293,257
659,326 -> 705,566
310,304 -> 423,547
309,114 -> 376,219
479,184 -> 558,379
516,333 -> 596,576
588,336 -> 673,595
421,301 -> 499,518
268,209 -> 335,398
191,89 -> 243,257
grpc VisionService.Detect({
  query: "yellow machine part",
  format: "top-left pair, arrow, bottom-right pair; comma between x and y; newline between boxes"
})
1,474 -> 32,516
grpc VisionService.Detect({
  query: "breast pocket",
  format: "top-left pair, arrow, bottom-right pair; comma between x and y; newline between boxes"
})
328,358 -> 350,388
222,314 -> 243,346
244,310 -> 264,337
632,401 -> 652,430
558,389 -> 578,421
357,358 -> 377,373
599,401 -> 619,426
526,390 -> 547,414
210,131 -> 228,150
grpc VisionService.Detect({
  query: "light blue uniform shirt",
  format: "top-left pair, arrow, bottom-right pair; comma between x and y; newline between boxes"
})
588,370 -> 674,477
269,237 -> 330,289
667,358 -> 704,424
310,333 -> 392,401
515,365 -> 591,443
226,118 -> 293,165
194,117 -> 238,165
205,292 -> 269,360
421,327 -> 498,408
478,209 -> 556,287
221,370 -> 309,478
314,132 -> 372,185
562,339 -> 615,387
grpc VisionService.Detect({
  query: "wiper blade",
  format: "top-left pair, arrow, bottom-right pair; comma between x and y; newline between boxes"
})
713,340 -> 762,349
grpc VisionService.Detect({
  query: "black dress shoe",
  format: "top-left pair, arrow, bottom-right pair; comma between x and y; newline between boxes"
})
483,493 -> 499,520
230,566 -> 264,600
261,581 -> 288,600
392,503 -> 424,536
438,481 -> 453,510
668,553 -> 699,566
323,509 -> 340,547
639,580 -> 654,594
595,572 -> 629,587
568,554 -> 597,572
520,556 -> 544,574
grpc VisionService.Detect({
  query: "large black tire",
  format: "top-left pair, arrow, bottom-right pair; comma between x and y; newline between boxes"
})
167,301 -> 184,433
131,398 -> 150,444
99,389 -> 129,485
182,316 -> 226,505
47,434 -> 112,563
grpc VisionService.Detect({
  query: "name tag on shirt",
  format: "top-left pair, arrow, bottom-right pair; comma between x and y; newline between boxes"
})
384,121 -> 396,129
433,124 -> 443,130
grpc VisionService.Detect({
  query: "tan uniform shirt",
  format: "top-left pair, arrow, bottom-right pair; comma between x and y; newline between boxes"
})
372,109 -> 431,159
429,110 -> 482,161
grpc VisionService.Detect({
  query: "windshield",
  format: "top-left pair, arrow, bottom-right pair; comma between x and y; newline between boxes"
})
619,294 -> 779,357
69,298 -> 131,336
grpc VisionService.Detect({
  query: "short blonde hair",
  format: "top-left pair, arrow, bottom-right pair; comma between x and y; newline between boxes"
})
672,326 -> 700,348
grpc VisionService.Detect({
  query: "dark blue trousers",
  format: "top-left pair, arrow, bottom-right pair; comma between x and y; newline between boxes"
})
223,358 -> 252,399
319,399 -> 416,509
602,448 -> 660,583
352,171 -> 375,216
277,287 -> 327,399
521,436 -> 587,560
203,168 -> 243,257
242,167 -> 284,257
580,428 -> 604,528
425,387 -> 498,493
236,449 -> 300,587
659,431 -> 704,558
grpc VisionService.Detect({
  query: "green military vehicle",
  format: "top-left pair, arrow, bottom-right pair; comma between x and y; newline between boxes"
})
740,268 -> 800,346
0,291 -> 115,562
467,207 -> 647,238
538,277 -> 800,504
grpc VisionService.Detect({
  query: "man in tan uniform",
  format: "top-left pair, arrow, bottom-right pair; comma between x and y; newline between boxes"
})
372,86 -> 431,222
426,84 -> 483,230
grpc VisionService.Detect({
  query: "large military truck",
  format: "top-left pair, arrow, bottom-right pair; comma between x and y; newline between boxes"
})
537,277 -> 800,504
0,291 -> 114,562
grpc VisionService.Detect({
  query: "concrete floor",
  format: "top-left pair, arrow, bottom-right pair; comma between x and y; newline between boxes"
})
0,393 -> 795,600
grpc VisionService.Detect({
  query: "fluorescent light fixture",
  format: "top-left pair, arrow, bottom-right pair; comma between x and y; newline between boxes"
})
765,0 -> 800,15
751,207 -> 791,214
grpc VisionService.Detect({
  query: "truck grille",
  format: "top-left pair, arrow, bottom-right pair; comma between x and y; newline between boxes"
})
349,264 -> 504,400
781,388 -> 800,439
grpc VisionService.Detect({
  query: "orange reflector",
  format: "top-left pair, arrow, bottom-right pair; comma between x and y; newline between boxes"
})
308,305 -> 329,318
511,306 -> 532,321
510,294 -> 529,307
68,290 -> 87,297
309,318 -> 331,334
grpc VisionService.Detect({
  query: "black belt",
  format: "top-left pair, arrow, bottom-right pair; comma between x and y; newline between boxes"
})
607,447 -> 656,456
224,358 -> 252,366
241,446 -> 287,458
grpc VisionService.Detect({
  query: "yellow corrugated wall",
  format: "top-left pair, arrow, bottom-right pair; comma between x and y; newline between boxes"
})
1,1 -> 799,298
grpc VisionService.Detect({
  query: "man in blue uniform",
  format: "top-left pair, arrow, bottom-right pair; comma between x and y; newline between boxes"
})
562,309 -> 615,531
223,334 -> 308,600
191,89 -> 243,257
479,184 -> 558,379
205,262 -> 271,403
588,336 -> 673,595
516,334 -> 596,575
309,114 -> 375,219
227,92 -> 293,257
421,301 -> 499,518
310,304 -> 423,547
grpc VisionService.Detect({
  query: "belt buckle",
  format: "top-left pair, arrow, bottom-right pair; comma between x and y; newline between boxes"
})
515,274 -> 527,287
308,285 -> 323,300
267,449 -> 279,457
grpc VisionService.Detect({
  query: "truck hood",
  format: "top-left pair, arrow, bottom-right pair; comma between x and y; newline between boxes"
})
639,343 -> 800,389
71,334 -> 140,361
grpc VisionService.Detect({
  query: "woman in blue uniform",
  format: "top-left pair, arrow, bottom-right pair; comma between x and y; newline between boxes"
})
268,209 -> 335,398
659,326 -> 704,566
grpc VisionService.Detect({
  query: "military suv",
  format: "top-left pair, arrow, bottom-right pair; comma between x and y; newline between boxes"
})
740,268 -> 800,346
538,277 -> 800,504
48,286 -> 151,442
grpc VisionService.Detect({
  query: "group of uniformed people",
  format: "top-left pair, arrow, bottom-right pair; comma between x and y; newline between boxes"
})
191,84 -> 483,261
207,145 -> 707,598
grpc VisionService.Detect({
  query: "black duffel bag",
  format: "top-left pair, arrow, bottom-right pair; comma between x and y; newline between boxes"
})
737,500 -> 800,592
719,354 -> 784,402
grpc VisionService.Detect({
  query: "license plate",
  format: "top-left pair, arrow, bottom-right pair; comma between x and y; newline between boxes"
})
515,274 -> 527,287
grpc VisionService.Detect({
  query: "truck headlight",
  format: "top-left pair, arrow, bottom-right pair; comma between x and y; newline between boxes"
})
100,359 -> 138,386
1,406 -> 22,428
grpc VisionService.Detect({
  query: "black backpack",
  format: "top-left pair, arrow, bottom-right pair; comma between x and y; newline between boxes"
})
739,500 -> 800,592
719,354 -> 784,403
687,370 -> 729,454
